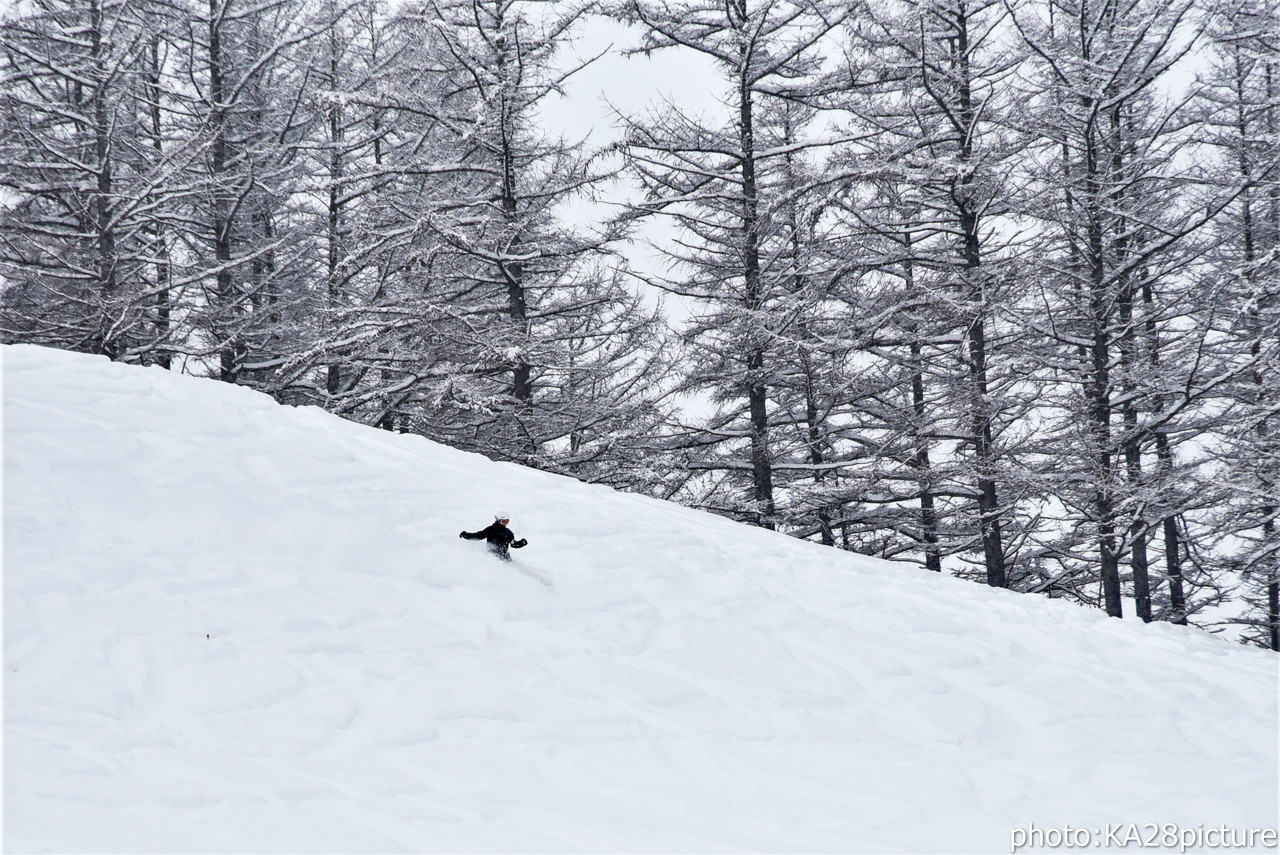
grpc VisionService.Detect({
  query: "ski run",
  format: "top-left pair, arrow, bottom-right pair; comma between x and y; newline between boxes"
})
4,344 -> 1277,852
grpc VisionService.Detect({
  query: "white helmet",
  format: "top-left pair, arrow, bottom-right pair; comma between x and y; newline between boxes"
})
495,512 -> 510,522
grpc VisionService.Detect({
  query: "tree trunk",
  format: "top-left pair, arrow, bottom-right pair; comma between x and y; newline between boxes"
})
496,36 -> 532,410
1139,278 -> 1186,623
738,50 -> 774,529
912,340 -> 942,573
1119,272 -> 1151,621
801,347 -> 835,546
901,233 -> 941,572
1262,49 -> 1278,652
146,36 -> 171,369
1268,515 -> 1279,651
326,35 -> 345,397
208,0 -> 239,382
88,0 -> 118,357
952,3 -> 1005,587
1155,432 -> 1188,624
1089,232 -> 1122,618
964,248 -> 1006,588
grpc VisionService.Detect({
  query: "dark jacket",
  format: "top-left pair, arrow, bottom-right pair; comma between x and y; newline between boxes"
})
460,522 -> 527,549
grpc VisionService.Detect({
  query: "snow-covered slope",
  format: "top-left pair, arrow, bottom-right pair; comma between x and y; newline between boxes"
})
4,343 -> 1277,853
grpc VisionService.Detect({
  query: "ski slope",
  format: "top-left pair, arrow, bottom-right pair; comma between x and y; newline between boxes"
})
4,343 -> 1277,853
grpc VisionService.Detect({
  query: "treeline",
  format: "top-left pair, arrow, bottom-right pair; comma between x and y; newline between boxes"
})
2,0 -> 1277,646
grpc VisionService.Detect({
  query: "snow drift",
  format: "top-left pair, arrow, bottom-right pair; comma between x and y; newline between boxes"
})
4,343 -> 1277,853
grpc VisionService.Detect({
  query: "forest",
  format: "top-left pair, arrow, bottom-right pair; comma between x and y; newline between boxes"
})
1,0 -> 1277,646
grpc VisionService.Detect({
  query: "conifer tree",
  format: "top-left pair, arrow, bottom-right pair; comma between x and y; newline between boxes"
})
1010,0 -> 1223,618
0,0 -> 189,360
619,0 -> 846,528
1199,0 -> 1280,646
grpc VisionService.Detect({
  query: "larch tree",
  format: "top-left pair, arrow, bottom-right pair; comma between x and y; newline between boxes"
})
0,0 -> 190,361
835,0 -> 1033,583
282,0 -> 672,484
619,0 -> 848,529
1199,0 -> 1280,646
410,0 -> 672,475
171,0 -> 331,383
1010,0 -> 1227,619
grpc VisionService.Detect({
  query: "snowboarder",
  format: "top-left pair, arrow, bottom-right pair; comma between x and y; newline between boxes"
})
460,514 -> 527,562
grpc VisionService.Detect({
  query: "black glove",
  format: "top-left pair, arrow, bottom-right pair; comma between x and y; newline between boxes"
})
512,538 -> 527,548
459,531 -> 467,538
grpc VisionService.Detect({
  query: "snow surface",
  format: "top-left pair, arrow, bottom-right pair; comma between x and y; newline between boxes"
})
4,343 -> 1277,853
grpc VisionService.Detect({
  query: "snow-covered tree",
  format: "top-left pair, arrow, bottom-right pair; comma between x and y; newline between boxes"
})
619,0 -> 848,529
828,0 -> 1035,584
273,0 -> 672,485
1199,0 -> 1280,646
1009,0 -> 1226,619
166,0 -> 333,383
410,0 -> 669,470
0,0 -> 190,360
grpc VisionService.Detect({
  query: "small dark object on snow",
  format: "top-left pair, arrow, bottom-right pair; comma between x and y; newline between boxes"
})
460,515 -> 527,562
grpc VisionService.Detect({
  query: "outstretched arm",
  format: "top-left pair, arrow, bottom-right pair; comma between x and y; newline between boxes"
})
460,530 -> 483,539
511,538 -> 528,549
